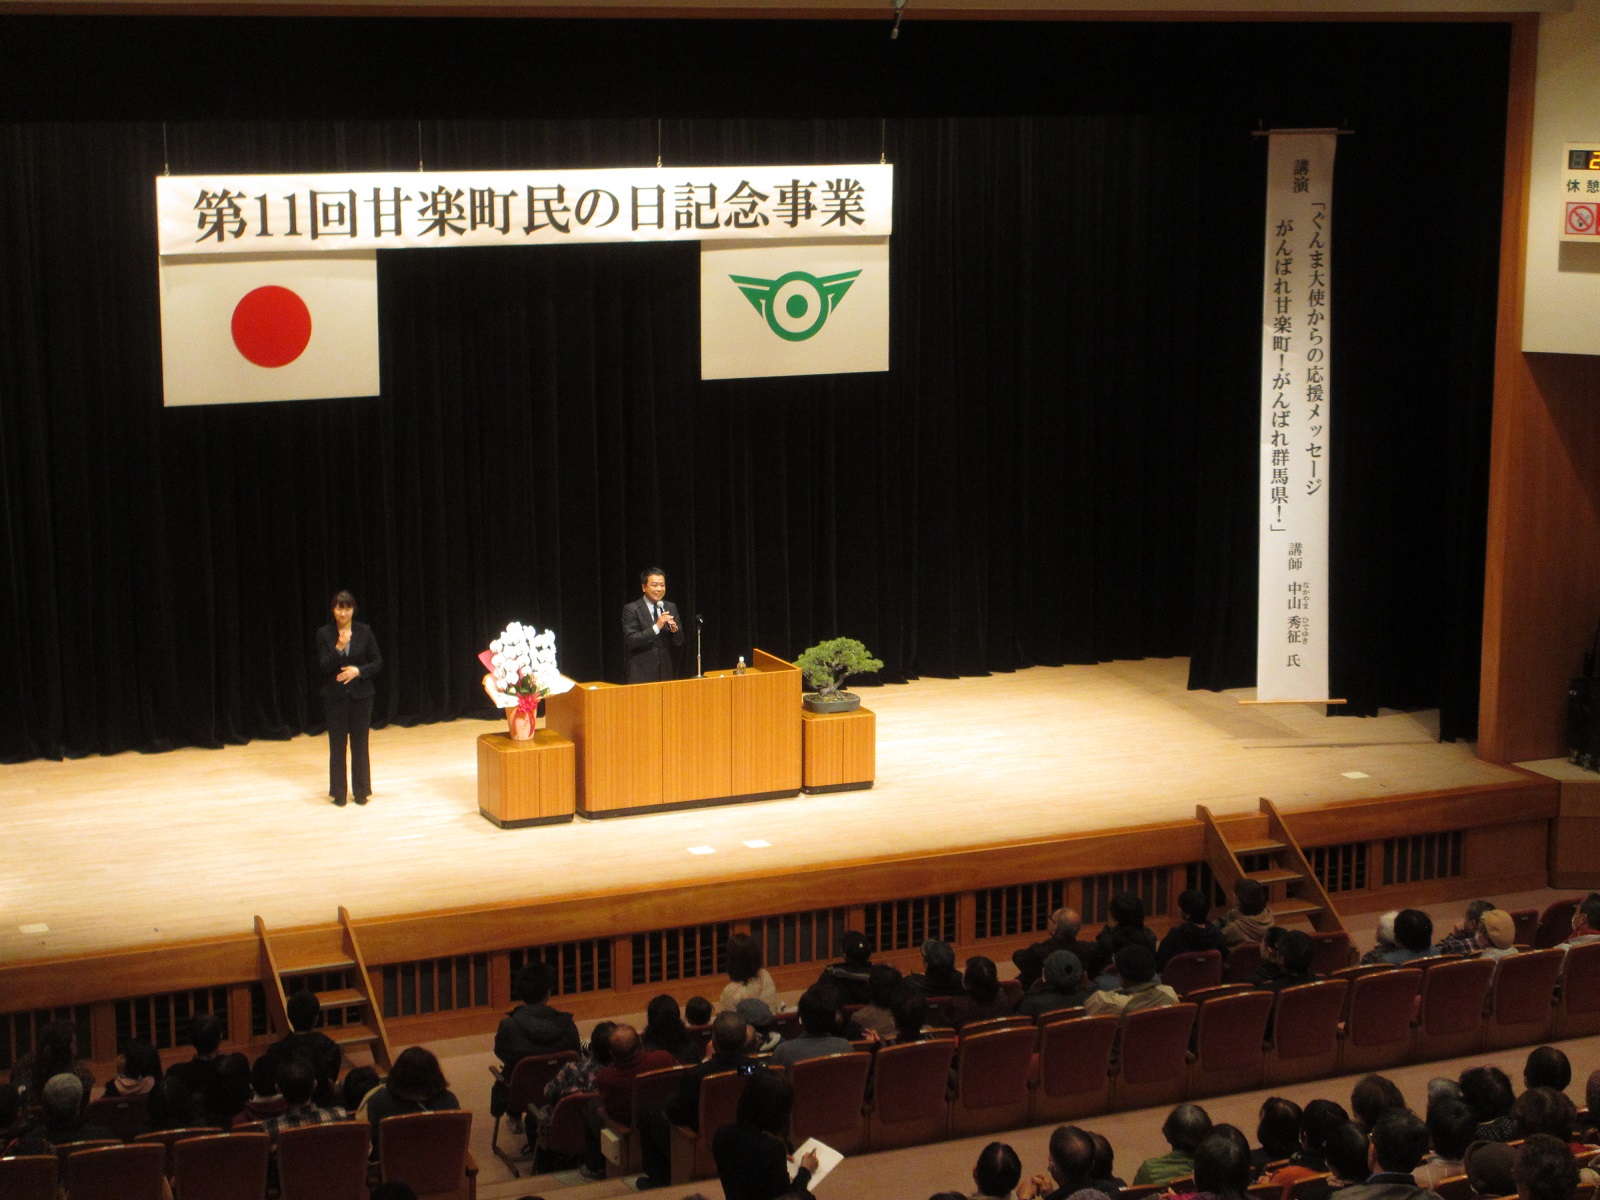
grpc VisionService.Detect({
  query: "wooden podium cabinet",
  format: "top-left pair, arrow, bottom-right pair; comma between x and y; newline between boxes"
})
543,649 -> 802,818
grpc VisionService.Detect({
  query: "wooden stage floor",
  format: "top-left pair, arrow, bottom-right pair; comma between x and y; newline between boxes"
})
0,658 -> 1519,964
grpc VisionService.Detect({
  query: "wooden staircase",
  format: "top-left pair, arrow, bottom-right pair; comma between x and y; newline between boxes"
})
255,907 -> 393,1070
1198,798 -> 1345,936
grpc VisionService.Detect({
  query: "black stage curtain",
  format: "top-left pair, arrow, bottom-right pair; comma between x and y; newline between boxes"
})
0,18 -> 1507,761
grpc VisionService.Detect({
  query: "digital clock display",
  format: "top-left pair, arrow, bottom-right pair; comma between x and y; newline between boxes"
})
1568,149 -> 1600,171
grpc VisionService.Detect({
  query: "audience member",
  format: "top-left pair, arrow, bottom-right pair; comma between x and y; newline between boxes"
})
9,1018 -> 95,1107
1360,913 -> 1401,966
685,996 -> 714,1027
908,938 -> 967,997
721,933 -> 779,1011
144,1074 -> 201,1132
1085,946 -> 1179,1017
1516,1134 -> 1580,1200
1134,1103 -> 1213,1185
970,1141 -> 1025,1200
737,999 -> 783,1053
1438,900 -> 1496,956
1582,1072 -> 1600,1140
40,1073 -> 116,1147
1377,910 -> 1437,965
492,962 -> 581,1116
816,930 -> 876,1005
943,955 -> 1017,1030
1461,1066 -> 1517,1142
1351,1075 -> 1407,1130
1187,1128 -> 1253,1200
643,993 -> 702,1064
1477,910 -> 1519,962
1339,1109 -> 1436,1200
1019,952 -> 1092,1017
104,1038 -> 163,1098
1465,1140 -> 1519,1199
850,964 -> 904,1037
1323,1121 -> 1375,1191
1557,896 -> 1600,953
1427,1078 -> 1464,1110
1223,880 -> 1275,948
340,1064 -> 381,1118
1254,1097 -> 1304,1175
1415,1099 -> 1476,1189
1254,930 -> 1318,992
1039,1124 -> 1098,1200
1016,908 -> 1103,987
1091,1129 -> 1126,1198
365,1046 -> 459,1149
1523,1046 -> 1572,1093
582,1023 -> 678,1178
242,1054 -> 286,1124
1261,1099 -> 1351,1190
166,1013 -> 227,1118
773,986 -> 854,1069
1512,1086 -> 1580,1146
1094,892 -> 1159,966
206,1051 -> 252,1127
889,986 -> 933,1044
261,1056 -> 348,1143
640,1011 -> 756,1185
1158,890 -> 1230,969
713,1069 -> 817,1200
261,991 -> 343,1107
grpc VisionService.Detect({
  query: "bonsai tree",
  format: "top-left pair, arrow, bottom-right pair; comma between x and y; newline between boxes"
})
795,637 -> 884,698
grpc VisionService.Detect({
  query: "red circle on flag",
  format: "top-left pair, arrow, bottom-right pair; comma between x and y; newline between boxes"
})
231,286 -> 313,367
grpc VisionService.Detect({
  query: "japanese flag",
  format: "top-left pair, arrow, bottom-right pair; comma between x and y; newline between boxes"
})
159,251 -> 380,406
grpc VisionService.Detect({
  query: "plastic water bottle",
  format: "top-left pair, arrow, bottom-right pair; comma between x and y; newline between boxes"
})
735,656 -> 746,675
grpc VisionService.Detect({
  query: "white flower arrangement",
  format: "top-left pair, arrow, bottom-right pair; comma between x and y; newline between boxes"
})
481,622 -> 571,709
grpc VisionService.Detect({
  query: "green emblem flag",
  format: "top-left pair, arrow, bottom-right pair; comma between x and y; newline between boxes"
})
701,237 -> 889,380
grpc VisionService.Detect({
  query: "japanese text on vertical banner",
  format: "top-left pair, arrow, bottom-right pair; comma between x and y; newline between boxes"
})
1257,133 -> 1336,703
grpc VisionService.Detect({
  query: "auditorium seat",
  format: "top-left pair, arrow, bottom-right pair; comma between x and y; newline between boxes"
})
789,1051 -> 872,1155
1433,1176 -> 1471,1200
376,1110 -> 477,1200
1415,954 -> 1468,973
1264,980 -> 1347,1085
1484,948 -> 1563,1049
171,1131 -> 269,1200
1111,1002 -> 1197,1110
1162,950 -> 1223,998
0,1155 -> 57,1200
958,1015 -> 1035,1038
1338,967 -> 1422,1073
62,1142 -> 169,1200
1533,898 -> 1581,948
950,1026 -> 1037,1138
1032,1014 -> 1118,1122
1187,990 -> 1274,1099
865,1037 -> 956,1151
1184,983 -> 1256,1004
603,1064 -> 689,1177
84,1093 -> 149,1141
1309,931 -> 1354,976
132,1128 -> 217,1175
490,1050 -> 576,1176
1509,909 -> 1540,948
277,1121 -> 371,1200
671,1069 -> 750,1184
539,1090 -> 595,1164
1555,940 -> 1600,1038
1224,943 -> 1264,983
1412,958 -> 1496,1060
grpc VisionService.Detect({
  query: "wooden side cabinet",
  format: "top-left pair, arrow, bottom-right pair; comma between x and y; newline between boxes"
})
801,707 -> 876,794
477,730 -> 576,828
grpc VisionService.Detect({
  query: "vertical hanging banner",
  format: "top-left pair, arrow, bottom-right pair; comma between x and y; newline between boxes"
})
1257,132 -> 1335,703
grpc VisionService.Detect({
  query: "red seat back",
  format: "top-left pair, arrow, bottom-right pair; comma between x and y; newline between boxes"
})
1269,981 -> 1346,1059
63,1143 -> 168,1200
84,1094 -> 149,1141
953,1027 -> 1036,1108
172,1132 -> 270,1200
627,1064 -> 691,1128
789,1052 -> 871,1144
1417,958 -> 1497,1033
1509,909 -> 1539,948
1193,991 -> 1274,1070
1163,951 -> 1223,998
697,1071 -> 752,1138
0,1156 -> 58,1200
378,1110 -> 472,1195
277,1121 -> 371,1200
544,1090 -> 595,1158
1225,943 -> 1264,982
1344,968 -> 1421,1047
1037,1015 -> 1119,1099
507,1051 -> 578,1113
1491,949 -> 1564,1022
1534,899 -> 1581,948
1309,932 -> 1353,976
1562,941 -> 1600,1016
871,1038 -> 956,1123
1118,1003 -> 1197,1084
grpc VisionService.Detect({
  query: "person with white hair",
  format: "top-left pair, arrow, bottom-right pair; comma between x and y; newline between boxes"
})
1360,911 -> 1400,965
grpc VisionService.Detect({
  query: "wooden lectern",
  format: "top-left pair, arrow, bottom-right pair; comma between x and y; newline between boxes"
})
544,648 -> 802,818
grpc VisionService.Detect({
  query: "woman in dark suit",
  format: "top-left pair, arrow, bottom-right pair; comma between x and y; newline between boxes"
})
316,589 -> 382,806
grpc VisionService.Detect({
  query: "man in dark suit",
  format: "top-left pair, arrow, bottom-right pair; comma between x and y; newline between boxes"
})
621,566 -> 682,683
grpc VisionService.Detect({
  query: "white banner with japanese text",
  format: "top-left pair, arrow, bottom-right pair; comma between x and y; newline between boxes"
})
156,165 -> 892,257
1257,132 -> 1335,703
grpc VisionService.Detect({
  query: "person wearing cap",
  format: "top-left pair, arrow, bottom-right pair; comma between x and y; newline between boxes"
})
1019,951 -> 1093,1017
1478,910 -> 1520,961
39,1073 -> 117,1147
1438,900 -> 1496,956
736,999 -> 782,1053
906,938 -> 965,998
815,930 -> 875,1005
1084,945 -> 1179,1017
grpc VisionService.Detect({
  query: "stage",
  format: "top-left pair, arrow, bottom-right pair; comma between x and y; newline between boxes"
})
0,658 -> 1521,964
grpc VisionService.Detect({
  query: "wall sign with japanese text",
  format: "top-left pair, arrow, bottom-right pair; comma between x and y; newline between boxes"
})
157,165 -> 893,257
1560,143 -> 1600,240
1257,132 -> 1335,704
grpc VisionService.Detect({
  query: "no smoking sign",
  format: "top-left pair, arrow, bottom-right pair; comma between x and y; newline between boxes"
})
1567,202 -> 1598,236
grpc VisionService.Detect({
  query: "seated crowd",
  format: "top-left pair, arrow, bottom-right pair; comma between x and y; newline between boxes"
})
926,1050 -> 1600,1200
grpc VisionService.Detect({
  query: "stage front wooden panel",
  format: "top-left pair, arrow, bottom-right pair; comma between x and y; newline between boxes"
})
662,676 -> 733,803
476,731 -> 576,828
801,707 -> 876,793
545,650 -> 802,818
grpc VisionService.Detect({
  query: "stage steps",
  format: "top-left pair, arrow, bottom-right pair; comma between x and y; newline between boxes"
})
1198,799 -> 1346,937
254,907 -> 393,1070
